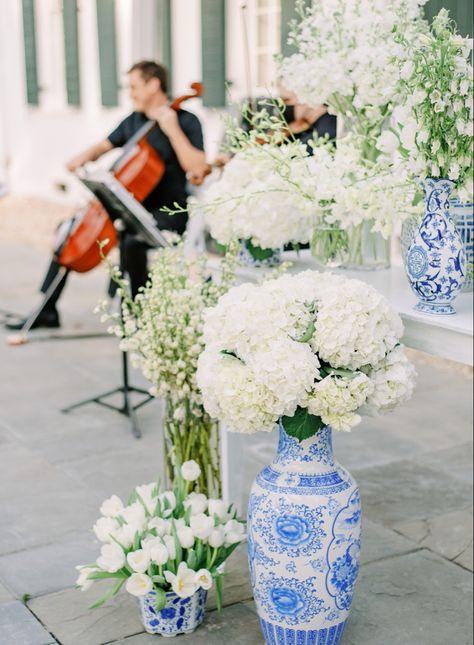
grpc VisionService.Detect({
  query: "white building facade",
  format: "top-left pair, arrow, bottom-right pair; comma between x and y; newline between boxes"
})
0,0 -> 294,203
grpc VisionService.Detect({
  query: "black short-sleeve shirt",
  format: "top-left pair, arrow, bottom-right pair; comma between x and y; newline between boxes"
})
107,109 -> 204,233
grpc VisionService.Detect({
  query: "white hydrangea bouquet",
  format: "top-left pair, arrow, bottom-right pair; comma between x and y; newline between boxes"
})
279,0 -> 427,142
393,9 -> 474,200
192,142 -> 314,254
76,460 -> 246,623
184,102 -> 317,264
96,245 -> 236,497
196,271 -> 416,438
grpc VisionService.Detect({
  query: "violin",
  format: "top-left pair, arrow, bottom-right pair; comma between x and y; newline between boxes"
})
57,82 -> 205,273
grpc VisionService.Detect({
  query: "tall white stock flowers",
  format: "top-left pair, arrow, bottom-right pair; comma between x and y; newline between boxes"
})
96,245 -> 237,497
279,0 -> 428,139
197,271 -> 416,439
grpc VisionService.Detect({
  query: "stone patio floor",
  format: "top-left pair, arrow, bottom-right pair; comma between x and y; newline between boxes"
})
0,235 -> 472,645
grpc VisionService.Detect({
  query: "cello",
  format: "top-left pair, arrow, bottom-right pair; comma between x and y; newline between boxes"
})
56,82 -> 205,273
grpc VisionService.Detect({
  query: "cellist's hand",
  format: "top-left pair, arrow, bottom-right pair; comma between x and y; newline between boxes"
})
66,153 -> 90,173
148,105 -> 180,137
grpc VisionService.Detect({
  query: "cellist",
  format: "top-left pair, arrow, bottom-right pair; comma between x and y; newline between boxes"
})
6,60 -> 207,331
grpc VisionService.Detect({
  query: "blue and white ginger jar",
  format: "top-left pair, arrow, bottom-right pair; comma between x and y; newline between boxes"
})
248,424 -> 361,645
405,178 -> 466,314
138,587 -> 207,636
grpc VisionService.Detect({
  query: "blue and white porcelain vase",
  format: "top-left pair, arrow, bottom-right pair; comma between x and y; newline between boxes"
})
248,424 -> 361,645
238,240 -> 282,268
138,588 -> 207,636
405,178 -> 466,314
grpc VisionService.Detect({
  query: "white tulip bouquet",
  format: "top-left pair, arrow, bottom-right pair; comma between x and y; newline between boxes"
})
76,461 -> 246,611
197,271 -> 416,439
394,9 -> 474,200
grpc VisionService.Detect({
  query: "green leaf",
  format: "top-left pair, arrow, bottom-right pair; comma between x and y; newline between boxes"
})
152,575 -> 166,585
133,531 -> 141,552
86,571 -> 127,581
215,574 -> 223,612
245,239 -> 275,260
281,407 -> 325,443
89,578 -> 125,609
186,549 -> 198,570
171,522 -> 183,565
154,587 -> 167,611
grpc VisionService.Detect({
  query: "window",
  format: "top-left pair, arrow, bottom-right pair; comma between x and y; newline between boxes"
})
254,0 -> 281,92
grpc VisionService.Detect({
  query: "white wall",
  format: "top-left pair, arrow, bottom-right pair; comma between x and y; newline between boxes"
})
0,0 -> 256,201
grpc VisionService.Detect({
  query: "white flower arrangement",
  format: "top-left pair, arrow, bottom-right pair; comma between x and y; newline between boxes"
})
190,141 -> 315,250
393,9 -> 474,199
96,245 -> 237,496
196,272 -> 416,439
76,461 -> 246,611
279,0 -> 428,138
304,137 -> 421,239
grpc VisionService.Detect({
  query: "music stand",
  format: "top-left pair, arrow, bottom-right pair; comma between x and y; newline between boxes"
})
61,170 -> 170,439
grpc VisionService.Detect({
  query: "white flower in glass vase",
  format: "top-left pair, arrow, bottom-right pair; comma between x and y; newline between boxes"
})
181,460 -> 201,482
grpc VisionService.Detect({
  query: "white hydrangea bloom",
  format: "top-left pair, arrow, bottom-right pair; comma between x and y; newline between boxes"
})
197,271 -> 415,434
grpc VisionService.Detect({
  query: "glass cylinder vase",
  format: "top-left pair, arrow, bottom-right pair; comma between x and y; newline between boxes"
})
340,220 -> 390,270
310,224 -> 350,268
163,399 -> 221,498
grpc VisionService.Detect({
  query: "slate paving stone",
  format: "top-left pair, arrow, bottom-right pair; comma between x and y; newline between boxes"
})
0,444 -> 99,554
344,550 -> 474,645
0,581 -> 14,604
0,532 -> 101,598
0,601 -> 57,645
415,442 -> 474,485
393,508 -> 473,566
111,603 -> 264,645
360,519 -> 419,565
352,458 -> 473,528
28,581 -> 142,645
207,544 -> 253,611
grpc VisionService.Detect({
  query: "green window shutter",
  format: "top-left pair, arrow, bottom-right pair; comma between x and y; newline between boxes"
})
96,0 -> 119,107
21,0 -> 39,105
201,0 -> 226,107
156,0 -> 172,75
281,0 -> 310,56
63,0 -> 81,106
424,0 -> 473,37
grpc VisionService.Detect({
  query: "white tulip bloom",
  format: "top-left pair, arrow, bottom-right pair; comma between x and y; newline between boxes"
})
208,527 -> 226,548
75,566 -> 95,591
183,492 -> 208,515
195,569 -> 213,591
127,549 -> 151,574
150,542 -> 169,566
164,562 -> 197,599
181,460 -> 201,482
100,495 -> 124,518
177,526 -> 195,549
148,517 -> 171,537
96,543 -> 126,573
190,514 -> 215,540
163,535 -> 177,560
207,499 -> 230,522
126,573 -> 153,597
93,517 -> 118,543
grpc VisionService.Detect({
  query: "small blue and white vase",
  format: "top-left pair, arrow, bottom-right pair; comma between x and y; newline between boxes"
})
248,424 -> 361,645
238,240 -> 282,268
405,178 -> 466,315
138,588 -> 207,637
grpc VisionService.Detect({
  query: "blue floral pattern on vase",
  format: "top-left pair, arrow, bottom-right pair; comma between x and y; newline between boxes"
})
138,588 -> 207,636
405,178 -> 466,315
238,240 -> 282,268
326,490 -> 361,611
248,422 -> 361,644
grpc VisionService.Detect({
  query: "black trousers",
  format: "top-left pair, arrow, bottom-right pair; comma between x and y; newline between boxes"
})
40,210 -> 187,307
